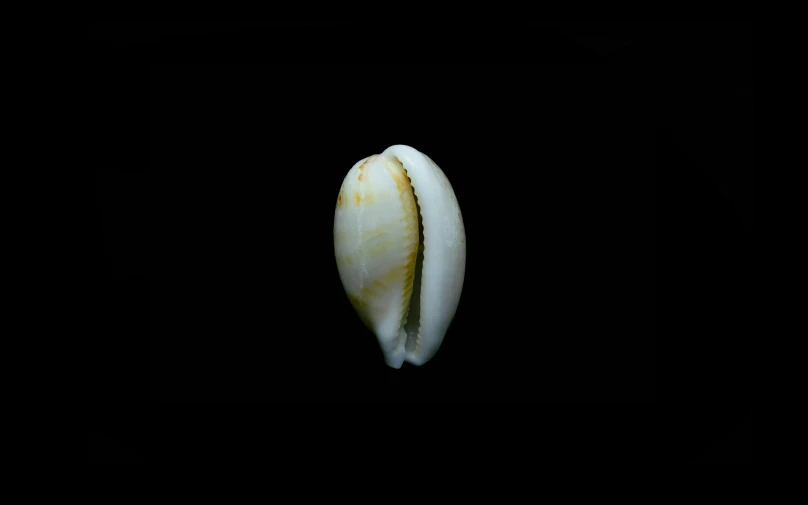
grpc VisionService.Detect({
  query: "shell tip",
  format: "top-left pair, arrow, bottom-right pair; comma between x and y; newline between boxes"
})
404,351 -> 428,367
383,349 -> 406,369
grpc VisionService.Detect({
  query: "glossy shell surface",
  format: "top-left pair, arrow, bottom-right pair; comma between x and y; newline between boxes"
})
334,145 -> 465,368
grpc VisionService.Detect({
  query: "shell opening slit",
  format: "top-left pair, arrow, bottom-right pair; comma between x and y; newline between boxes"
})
402,163 -> 425,355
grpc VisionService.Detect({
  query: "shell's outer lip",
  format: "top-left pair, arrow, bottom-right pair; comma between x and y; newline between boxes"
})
381,145 -> 466,366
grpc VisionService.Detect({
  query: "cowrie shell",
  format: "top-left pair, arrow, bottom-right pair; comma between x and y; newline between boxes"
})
334,145 -> 466,368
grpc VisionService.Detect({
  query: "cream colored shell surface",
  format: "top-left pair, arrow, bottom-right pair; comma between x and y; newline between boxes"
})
334,145 -> 465,368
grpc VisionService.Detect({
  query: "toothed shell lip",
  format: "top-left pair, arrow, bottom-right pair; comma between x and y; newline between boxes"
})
334,145 -> 465,368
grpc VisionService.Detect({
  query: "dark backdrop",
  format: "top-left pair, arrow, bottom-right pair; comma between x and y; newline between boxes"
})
91,20 -> 756,463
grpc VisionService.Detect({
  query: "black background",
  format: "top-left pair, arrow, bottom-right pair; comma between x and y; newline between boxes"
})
91,21 -> 757,463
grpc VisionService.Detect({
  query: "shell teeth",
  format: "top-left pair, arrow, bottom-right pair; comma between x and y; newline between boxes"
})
405,172 -> 425,350
397,169 -> 420,329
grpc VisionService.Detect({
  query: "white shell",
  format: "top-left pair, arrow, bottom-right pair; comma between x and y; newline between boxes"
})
334,145 -> 466,368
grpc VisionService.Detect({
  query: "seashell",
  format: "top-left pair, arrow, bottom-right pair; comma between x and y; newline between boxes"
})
334,145 -> 466,368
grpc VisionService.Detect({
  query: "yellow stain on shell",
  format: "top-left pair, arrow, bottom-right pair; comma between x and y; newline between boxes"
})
347,293 -> 368,310
351,191 -> 373,204
369,238 -> 393,255
346,293 -> 372,327
381,267 -> 405,284
359,154 -> 377,172
387,167 -> 411,193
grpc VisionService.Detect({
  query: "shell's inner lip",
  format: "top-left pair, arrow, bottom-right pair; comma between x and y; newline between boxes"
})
403,167 -> 424,354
